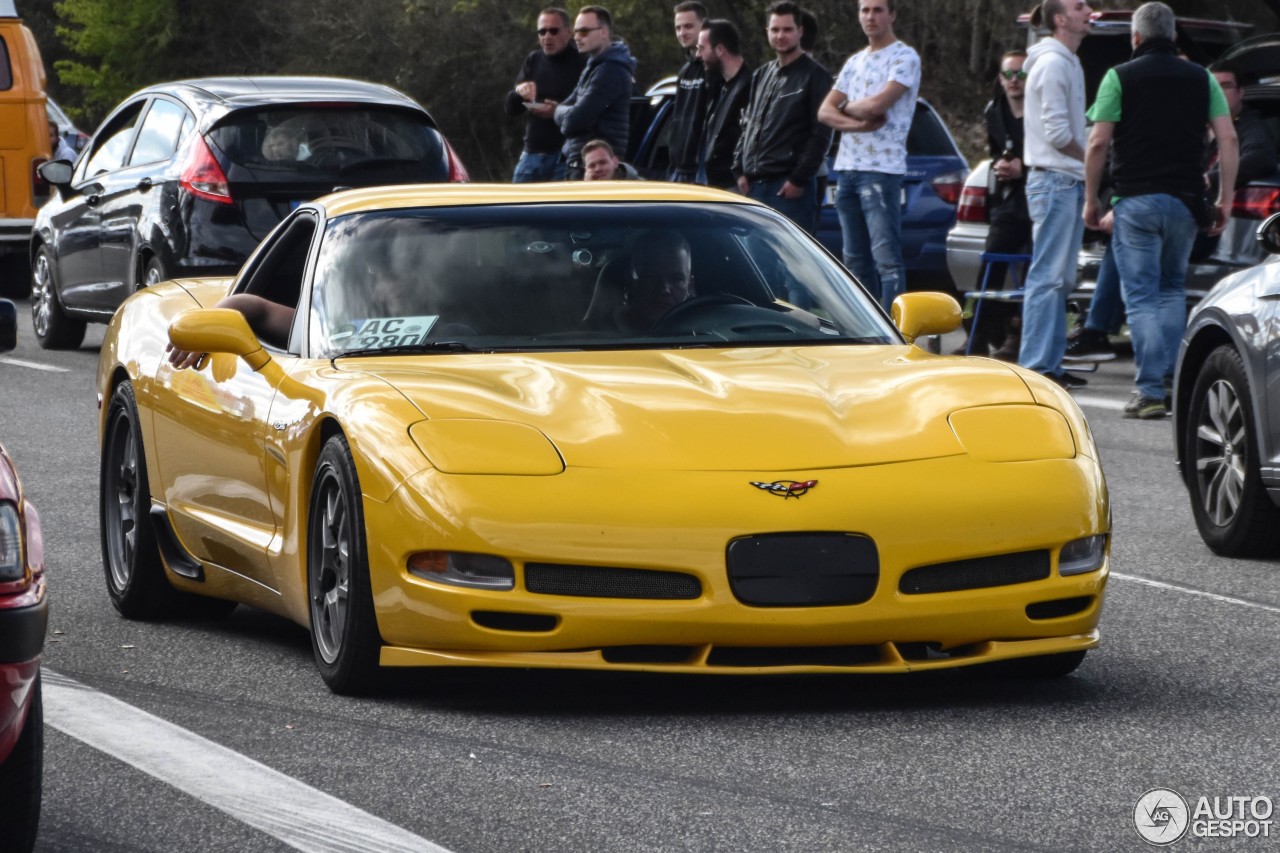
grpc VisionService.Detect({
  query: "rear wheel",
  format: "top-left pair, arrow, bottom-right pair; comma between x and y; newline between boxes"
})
142,255 -> 168,289
100,382 -> 174,618
1184,345 -> 1280,556
308,435 -> 382,694
30,246 -> 86,350
0,672 -> 43,853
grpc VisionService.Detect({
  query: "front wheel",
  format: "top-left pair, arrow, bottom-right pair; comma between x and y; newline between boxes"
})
30,246 -> 86,350
308,435 -> 382,694
100,382 -> 174,618
1184,345 -> 1280,556
0,672 -> 43,853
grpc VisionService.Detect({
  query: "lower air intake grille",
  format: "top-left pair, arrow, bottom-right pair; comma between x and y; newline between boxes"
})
524,563 -> 701,599
900,550 -> 1050,594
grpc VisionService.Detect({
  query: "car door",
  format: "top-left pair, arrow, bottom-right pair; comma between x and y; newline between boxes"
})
49,100 -> 145,309
148,215 -> 317,589
97,96 -> 191,305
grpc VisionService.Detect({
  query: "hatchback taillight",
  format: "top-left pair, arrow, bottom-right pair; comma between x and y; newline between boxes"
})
1231,186 -> 1280,220
446,142 -> 470,183
179,136 -> 233,204
930,170 -> 966,206
32,158 -> 49,203
955,184 -> 987,223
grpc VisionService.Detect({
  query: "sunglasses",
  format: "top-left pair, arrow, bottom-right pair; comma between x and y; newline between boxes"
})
574,26 -> 603,35
537,27 -> 561,36
1001,69 -> 1028,80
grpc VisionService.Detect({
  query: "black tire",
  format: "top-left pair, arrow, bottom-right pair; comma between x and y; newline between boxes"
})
0,672 -> 43,853
30,246 -> 86,350
0,253 -> 33,299
1184,345 -> 1280,557
308,435 -> 382,694
100,382 -> 175,618
141,255 -> 168,289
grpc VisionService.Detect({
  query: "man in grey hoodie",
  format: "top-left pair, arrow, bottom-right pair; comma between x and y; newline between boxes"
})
548,6 -> 637,179
1018,0 -> 1092,389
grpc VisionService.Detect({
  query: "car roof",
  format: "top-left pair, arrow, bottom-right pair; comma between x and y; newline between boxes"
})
315,182 -> 756,218
135,76 -> 424,111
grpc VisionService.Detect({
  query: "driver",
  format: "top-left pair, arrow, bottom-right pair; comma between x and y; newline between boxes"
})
619,229 -> 695,333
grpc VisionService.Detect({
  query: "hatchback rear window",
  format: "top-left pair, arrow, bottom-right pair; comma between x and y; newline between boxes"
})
906,104 -> 958,157
208,107 -> 449,182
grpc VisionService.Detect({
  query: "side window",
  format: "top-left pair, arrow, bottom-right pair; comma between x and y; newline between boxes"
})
128,99 -> 189,166
0,36 -> 12,90
83,102 -> 146,177
237,214 -> 316,345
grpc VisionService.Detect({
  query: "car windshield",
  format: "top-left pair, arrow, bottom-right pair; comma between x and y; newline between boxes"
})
207,106 -> 448,181
308,203 -> 898,357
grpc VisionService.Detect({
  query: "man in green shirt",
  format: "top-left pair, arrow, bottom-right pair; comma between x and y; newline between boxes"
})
1082,1 -> 1237,419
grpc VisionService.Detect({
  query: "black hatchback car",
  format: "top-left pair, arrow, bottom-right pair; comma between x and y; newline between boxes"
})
30,76 -> 468,349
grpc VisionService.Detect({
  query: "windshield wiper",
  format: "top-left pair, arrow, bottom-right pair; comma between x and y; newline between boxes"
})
335,340 -> 482,358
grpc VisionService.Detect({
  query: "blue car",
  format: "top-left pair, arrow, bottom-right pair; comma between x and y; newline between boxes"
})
629,78 -> 969,292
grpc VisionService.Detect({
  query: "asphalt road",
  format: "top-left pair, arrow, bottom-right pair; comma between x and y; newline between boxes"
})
2,301 -> 1276,853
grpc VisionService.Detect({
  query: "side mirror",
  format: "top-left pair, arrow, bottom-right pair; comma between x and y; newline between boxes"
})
891,291 -> 962,343
1256,212 -> 1280,255
0,299 -> 16,353
169,308 -> 270,371
37,160 -> 74,187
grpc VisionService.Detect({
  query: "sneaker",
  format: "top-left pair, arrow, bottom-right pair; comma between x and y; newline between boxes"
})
1123,392 -> 1169,419
1064,328 -> 1117,362
1046,370 -> 1088,390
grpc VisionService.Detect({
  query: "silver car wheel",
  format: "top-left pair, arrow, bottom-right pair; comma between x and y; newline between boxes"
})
103,401 -> 141,590
311,471 -> 352,665
30,251 -> 53,339
1194,377 -> 1247,526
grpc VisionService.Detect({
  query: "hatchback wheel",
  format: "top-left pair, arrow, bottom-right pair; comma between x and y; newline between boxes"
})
30,247 -> 86,350
308,435 -> 381,694
1184,345 -> 1280,556
142,256 -> 169,289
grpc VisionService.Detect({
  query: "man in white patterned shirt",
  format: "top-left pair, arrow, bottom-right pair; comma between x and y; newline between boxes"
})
818,0 -> 920,311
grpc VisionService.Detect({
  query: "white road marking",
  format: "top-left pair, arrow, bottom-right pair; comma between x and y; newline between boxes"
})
1112,572 -> 1280,615
0,356 -> 68,373
1070,394 -> 1126,411
42,670 -> 454,853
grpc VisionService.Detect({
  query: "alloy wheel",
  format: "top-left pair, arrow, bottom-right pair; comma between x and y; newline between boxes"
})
30,252 -> 53,339
311,474 -> 351,664
1194,378 -> 1248,526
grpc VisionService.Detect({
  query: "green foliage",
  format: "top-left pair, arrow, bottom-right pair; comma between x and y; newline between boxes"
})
53,0 -> 177,114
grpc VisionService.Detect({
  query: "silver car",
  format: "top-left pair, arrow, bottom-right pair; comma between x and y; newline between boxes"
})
1173,212 -> 1280,557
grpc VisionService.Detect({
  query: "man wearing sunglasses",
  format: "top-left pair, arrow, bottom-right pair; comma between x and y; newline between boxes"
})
506,8 -> 587,182
547,5 -> 637,179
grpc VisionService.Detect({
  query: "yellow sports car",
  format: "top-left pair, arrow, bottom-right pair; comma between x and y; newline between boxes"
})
96,183 -> 1109,693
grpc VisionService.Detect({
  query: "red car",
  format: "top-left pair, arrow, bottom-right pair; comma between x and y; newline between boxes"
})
0,297 -> 47,853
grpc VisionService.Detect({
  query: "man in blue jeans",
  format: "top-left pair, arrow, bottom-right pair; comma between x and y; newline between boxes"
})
817,0 -> 919,312
1019,0 -> 1092,389
1083,2 -> 1237,419
505,9 -> 586,183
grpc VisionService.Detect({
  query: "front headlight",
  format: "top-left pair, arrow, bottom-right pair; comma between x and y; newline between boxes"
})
407,551 -> 515,590
1059,534 -> 1107,576
0,502 -> 24,582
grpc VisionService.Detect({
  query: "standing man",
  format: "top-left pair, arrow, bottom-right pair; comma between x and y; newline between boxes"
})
547,6 -> 636,180
667,2 -> 712,183
1083,2 -> 1237,419
732,1 -> 833,232
504,8 -> 587,183
817,0 -> 920,312
1018,0 -> 1093,389
696,19 -> 750,190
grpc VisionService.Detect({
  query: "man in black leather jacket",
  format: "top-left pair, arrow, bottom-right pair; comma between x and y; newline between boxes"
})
697,19 -> 750,189
732,1 -> 832,232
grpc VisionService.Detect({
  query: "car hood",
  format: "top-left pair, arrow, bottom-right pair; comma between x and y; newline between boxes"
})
350,346 -> 1039,471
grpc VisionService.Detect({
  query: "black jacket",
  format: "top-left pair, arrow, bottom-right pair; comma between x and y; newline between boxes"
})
733,53 -> 833,184
984,95 -> 1028,223
667,53 -> 714,177
701,63 -> 751,189
504,46 -> 588,155
554,40 -> 637,162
